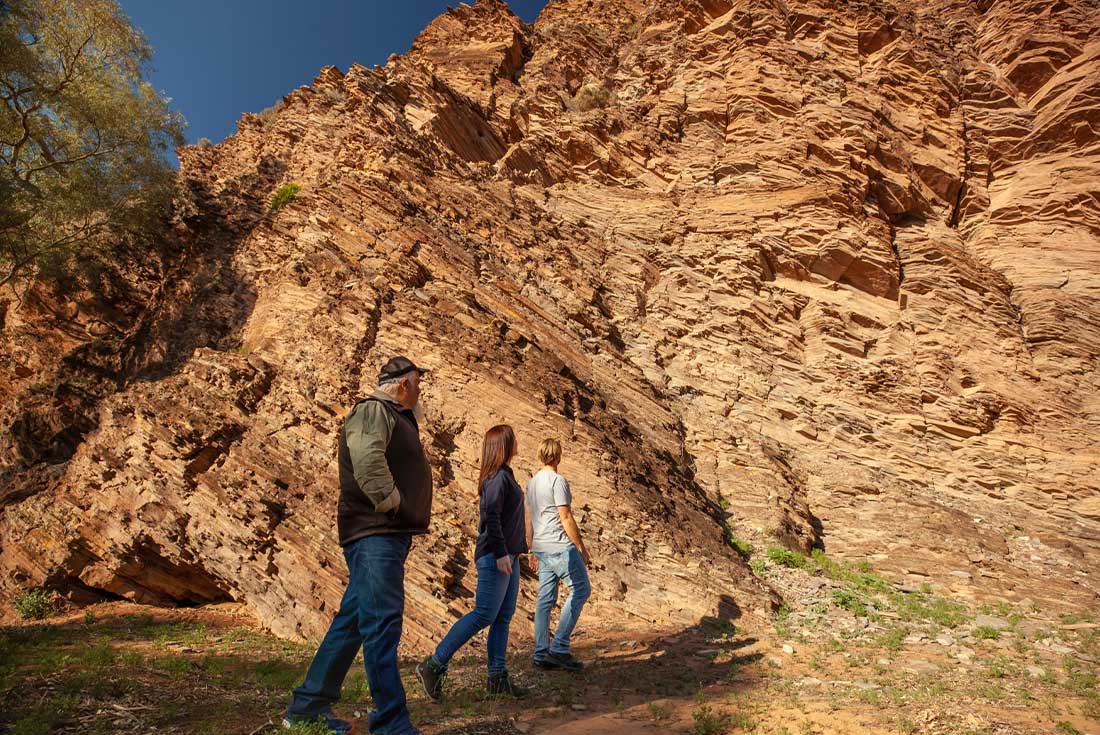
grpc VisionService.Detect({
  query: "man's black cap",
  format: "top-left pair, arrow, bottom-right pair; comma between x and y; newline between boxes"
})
378,355 -> 428,383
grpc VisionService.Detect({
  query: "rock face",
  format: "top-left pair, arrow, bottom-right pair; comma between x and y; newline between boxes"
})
2,0 -> 1098,643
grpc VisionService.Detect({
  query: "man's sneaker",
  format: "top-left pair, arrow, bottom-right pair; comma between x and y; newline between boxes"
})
487,671 -> 530,699
532,656 -> 556,670
416,655 -> 447,703
545,652 -> 584,672
282,710 -> 354,734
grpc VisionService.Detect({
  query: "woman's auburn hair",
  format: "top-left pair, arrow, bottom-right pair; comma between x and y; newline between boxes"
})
478,424 -> 517,496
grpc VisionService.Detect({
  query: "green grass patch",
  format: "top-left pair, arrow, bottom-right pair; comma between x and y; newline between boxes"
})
282,719 -> 336,734
1062,660 -> 1098,697
0,612 -> 317,733
767,547 -> 809,569
830,588 -> 868,617
774,604 -> 792,637
879,626 -> 907,655
7,693 -> 79,735
728,534 -> 753,557
891,589 -> 969,628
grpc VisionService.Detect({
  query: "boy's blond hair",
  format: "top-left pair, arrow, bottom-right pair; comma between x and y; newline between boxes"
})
537,438 -> 562,466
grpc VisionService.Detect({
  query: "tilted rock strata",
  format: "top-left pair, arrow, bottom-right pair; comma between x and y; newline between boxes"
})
1,0 -> 1098,640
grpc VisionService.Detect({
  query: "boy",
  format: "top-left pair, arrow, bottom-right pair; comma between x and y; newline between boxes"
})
525,438 -> 591,671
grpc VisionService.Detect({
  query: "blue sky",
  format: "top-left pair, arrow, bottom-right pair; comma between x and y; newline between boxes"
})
119,1 -> 549,158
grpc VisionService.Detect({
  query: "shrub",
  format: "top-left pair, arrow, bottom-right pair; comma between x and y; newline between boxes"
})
767,546 -> 809,569
575,82 -> 611,111
257,99 -> 286,125
831,588 -> 868,617
13,588 -> 59,620
692,703 -> 729,735
648,701 -> 672,721
774,603 -> 792,636
270,183 -> 301,211
195,137 -> 213,149
728,712 -> 755,730
880,626 -> 907,654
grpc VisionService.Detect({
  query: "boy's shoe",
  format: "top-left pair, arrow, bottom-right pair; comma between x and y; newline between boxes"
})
487,671 -> 530,698
532,656 -> 555,669
545,652 -> 584,672
416,655 -> 447,703
282,710 -> 354,734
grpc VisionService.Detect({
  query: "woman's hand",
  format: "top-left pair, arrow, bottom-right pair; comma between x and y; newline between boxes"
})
496,555 -> 513,575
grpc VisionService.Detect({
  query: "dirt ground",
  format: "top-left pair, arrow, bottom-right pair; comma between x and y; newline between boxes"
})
2,550 -> 1098,735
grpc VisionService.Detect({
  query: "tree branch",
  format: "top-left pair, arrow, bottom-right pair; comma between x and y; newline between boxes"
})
25,142 -> 122,180
0,215 -> 110,287
44,33 -> 95,101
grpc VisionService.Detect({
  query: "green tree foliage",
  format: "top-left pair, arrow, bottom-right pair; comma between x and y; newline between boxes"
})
0,0 -> 184,287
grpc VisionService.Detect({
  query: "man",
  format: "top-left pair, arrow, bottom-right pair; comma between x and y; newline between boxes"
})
525,438 -> 591,672
284,356 -> 433,735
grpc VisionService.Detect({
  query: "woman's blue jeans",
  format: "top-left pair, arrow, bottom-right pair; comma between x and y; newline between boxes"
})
432,553 -> 519,676
533,545 -> 591,662
287,533 -> 417,735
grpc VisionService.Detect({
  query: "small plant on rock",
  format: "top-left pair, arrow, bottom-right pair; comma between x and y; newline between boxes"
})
270,183 -> 301,211
575,82 -> 612,111
727,533 -> 752,557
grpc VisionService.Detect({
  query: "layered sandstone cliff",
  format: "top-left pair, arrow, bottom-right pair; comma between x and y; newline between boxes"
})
2,0 -> 1098,645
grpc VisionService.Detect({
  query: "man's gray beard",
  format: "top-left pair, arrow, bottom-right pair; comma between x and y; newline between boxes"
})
412,400 -> 425,423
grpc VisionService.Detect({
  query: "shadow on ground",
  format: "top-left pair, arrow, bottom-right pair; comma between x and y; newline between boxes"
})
0,598 -> 764,735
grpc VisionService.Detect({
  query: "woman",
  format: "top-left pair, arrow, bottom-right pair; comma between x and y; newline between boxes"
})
416,424 -> 530,701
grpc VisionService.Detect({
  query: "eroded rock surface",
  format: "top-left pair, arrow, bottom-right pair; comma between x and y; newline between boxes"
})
2,0 -> 1098,643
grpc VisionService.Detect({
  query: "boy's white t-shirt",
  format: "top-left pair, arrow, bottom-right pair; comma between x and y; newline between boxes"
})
525,468 -> 572,553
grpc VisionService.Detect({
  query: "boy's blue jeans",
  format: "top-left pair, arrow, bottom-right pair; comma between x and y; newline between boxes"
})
287,533 -> 418,735
432,553 -> 519,676
533,545 -> 591,661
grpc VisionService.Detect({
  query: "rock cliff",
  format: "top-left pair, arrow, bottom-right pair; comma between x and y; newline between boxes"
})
2,0 -> 1098,645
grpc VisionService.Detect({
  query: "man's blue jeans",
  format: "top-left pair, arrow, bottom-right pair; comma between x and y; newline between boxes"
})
432,553 -> 519,676
287,533 -> 417,735
533,545 -> 590,661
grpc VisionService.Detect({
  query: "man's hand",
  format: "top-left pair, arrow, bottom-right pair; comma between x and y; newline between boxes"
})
527,554 -> 539,573
580,547 -> 591,567
496,555 -> 513,575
